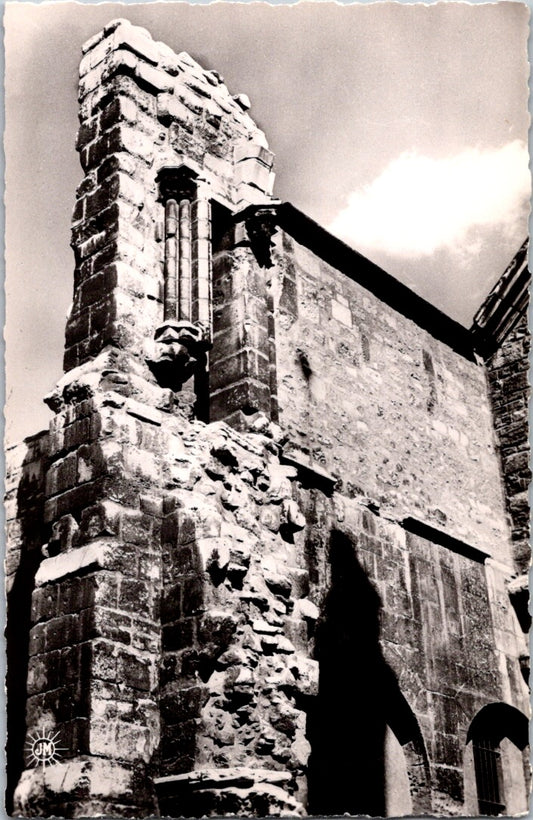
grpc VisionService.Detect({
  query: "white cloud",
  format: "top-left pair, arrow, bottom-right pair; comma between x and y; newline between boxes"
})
328,141 -> 530,257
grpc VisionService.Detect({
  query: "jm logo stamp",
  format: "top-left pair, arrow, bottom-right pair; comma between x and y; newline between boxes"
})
26,730 -> 67,770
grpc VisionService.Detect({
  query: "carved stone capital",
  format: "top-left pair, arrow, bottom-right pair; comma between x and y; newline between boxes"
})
156,164 -> 199,202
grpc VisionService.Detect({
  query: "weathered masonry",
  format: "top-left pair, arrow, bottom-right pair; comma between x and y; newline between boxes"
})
6,20 -> 530,818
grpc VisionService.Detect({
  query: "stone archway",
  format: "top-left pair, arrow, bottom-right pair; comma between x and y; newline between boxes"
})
464,702 -> 529,816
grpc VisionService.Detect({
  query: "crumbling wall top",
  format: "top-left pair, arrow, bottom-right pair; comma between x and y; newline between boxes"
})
78,18 -> 275,210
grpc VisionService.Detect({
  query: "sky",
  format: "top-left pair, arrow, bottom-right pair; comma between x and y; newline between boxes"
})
4,0 -> 530,444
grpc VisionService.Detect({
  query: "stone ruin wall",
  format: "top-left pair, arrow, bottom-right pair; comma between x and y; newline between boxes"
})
261,232 -> 528,813
485,312 -> 530,574
271,232 -> 512,562
8,390 -> 332,816
5,19 -> 530,820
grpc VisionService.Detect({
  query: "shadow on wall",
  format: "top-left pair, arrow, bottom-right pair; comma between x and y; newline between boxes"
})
5,436 -> 49,814
307,529 -> 430,817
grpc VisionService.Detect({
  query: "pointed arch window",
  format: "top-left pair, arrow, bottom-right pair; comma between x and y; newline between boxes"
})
467,703 -> 529,817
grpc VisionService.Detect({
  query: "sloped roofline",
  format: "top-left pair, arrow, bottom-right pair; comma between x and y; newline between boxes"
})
276,202 -> 477,361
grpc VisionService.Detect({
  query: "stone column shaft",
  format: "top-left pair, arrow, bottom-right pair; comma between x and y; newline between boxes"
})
164,199 -> 179,321
192,190 -> 212,339
179,199 -> 192,322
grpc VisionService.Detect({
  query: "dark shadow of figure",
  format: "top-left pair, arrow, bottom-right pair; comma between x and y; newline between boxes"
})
307,529 -> 428,817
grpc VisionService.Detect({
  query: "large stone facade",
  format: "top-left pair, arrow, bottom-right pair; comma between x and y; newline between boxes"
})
6,21 -> 530,818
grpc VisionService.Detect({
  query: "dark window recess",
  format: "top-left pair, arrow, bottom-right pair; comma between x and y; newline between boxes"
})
472,737 -> 506,816
422,350 -> 437,413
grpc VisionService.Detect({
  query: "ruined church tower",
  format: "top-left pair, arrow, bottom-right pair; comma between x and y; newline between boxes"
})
6,21 -> 529,818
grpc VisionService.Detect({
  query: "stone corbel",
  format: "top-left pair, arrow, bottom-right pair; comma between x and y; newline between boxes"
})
239,205 -> 279,268
146,319 -> 210,392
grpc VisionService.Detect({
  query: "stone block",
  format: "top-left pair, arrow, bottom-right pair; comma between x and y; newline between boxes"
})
160,686 -> 206,724
45,453 -> 78,498
79,58 -> 113,100
125,397 -> 162,426
174,545 -> 195,574
134,61 -> 174,94
279,276 -> 298,318
196,537 -> 231,572
5,550 -> 21,581
60,717 -> 90,757
210,350 -> 270,392
120,579 -> 152,615
234,141 -> 274,167
77,443 -> 107,485
131,626 -> 159,653
214,293 -> 268,333
111,21 -> 161,66
45,614 -> 79,652
89,716 -> 154,763
46,481 -> 105,528
85,172 -> 145,220
102,124 -> 155,165
75,117 -> 99,152
96,151 -> 139,185
60,645 -> 83,687
90,295 -> 117,335
120,510 -> 154,548
27,654 -> 54,696
162,619 -> 195,652
161,511 -> 181,547
259,505 -> 281,533
79,502 -> 120,542
235,158 -> 273,193
213,322 -> 269,362
64,417 -> 92,452
234,182 -> 272,209
159,719 -> 198,774
98,48 -> 139,86
293,598 -> 319,622
92,639 -> 119,683
181,577 -> 205,616
210,380 -> 271,419
31,586 -> 59,624
28,623 -> 47,657
59,574 -> 96,614
157,93 -> 195,128
197,610 -> 238,648
82,26 -> 108,55
94,609 -> 132,645
104,74 -> 158,118
75,230 -> 108,261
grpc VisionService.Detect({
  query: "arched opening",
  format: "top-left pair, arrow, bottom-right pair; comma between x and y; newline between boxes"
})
465,703 -> 529,816
307,530 -> 431,817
